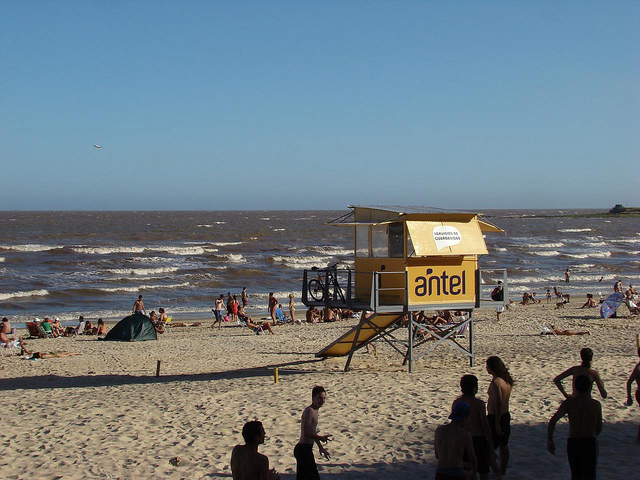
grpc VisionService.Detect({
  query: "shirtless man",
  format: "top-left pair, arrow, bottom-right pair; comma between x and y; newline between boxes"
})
306,306 -> 320,323
553,348 -> 607,399
132,295 -> 146,315
294,385 -> 332,480
434,402 -> 477,480
230,421 -> 280,480
1,317 -> 30,355
548,375 -> 602,479
625,345 -> 640,443
452,375 -> 500,480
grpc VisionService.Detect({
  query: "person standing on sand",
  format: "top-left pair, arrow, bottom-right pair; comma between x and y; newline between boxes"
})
213,294 -> 226,330
486,356 -> 513,476
547,375 -> 602,480
268,293 -> 278,323
230,420 -> 281,480
434,402 -> 477,480
242,287 -> 249,308
491,282 -> 504,321
294,385 -> 332,480
452,375 -> 500,480
132,295 -> 146,315
565,268 -> 571,283
289,294 -> 296,323
626,345 -> 640,443
553,348 -> 607,400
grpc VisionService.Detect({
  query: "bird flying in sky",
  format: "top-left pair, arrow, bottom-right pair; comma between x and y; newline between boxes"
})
93,144 -> 102,148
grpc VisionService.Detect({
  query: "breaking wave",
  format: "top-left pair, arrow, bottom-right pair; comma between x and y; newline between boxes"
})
0,289 -> 49,301
558,228 -> 592,233
0,244 -> 63,252
97,282 -> 190,293
105,267 -> 180,276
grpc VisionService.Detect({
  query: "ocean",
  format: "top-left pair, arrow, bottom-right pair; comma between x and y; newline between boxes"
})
1,209 -> 638,323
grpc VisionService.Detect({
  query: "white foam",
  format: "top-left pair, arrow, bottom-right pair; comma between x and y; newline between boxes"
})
529,242 -> 565,248
98,282 -> 190,293
219,254 -> 246,263
572,264 -> 596,269
0,244 -> 62,252
155,246 -> 206,255
0,257 -> 4,262
611,238 -> 640,244
203,248 -> 220,253
210,242 -> 243,246
565,251 -> 611,259
0,289 -> 49,301
272,255 -> 330,269
558,228 -> 592,233
73,246 -> 146,255
273,228 -> 286,232
532,250 -> 561,257
260,217 -> 271,221
106,267 -> 180,276
307,246 -> 353,256
494,247 -> 508,252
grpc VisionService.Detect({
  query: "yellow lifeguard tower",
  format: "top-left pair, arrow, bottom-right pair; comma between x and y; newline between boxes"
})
301,205 -> 507,372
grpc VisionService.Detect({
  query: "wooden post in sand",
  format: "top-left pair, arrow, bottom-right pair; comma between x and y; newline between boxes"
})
274,367 -> 279,383
156,360 -> 161,377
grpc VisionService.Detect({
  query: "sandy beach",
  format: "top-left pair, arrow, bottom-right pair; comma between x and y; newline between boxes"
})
1,301 -> 639,480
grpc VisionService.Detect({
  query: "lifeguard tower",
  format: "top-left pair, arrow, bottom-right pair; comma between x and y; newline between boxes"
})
301,205 -> 507,372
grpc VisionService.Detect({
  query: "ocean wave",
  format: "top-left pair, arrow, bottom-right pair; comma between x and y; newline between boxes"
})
0,244 -> 63,252
271,255 -> 330,269
210,242 -> 244,246
558,228 -> 592,233
532,250 -> 561,257
529,242 -> 565,248
105,267 -> 180,276
306,246 -> 353,256
494,247 -> 508,252
0,289 -> 49,301
611,238 -> 640,244
98,282 -> 190,293
155,246 -> 206,255
260,217 -> 270,220
197,222 -> 226,227
219,254 -> 246,263
73,246 -> 146,255
572,264 -> 596,269
273,228 -> 286,232
565,251 -> 611,259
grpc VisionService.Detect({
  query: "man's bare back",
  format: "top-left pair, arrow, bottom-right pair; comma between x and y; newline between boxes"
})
434,423 -> 475,470
231,445 -> 271,480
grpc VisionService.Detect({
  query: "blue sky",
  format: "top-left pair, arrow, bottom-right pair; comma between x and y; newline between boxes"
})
1,1 -> 638,210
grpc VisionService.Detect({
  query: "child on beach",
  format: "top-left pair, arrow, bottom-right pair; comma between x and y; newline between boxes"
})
486,356 -> 513,476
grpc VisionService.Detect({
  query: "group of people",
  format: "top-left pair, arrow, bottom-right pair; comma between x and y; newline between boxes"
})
231,385 -> 331,480
305,305 -> 353,323
230,348 -> 640,480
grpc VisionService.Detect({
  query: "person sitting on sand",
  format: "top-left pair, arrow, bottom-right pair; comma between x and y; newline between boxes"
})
275,304 -> 288,324
452,375 -> 500,480
547,375 -> 602,480
1,319 -> 31,355
626,345 -> 640,443
553,348 -> 607,399
51,317 -> 65,337
158,308 -> 168,325
1,317 -> 11,336
84,319 -> 96,335
238,307 -> 274,334
434,402 -> 477,480
231,420 -> 281,480
580,294 -> 598,309
306,306 -> 321,323
149,311 -> 164,334
96,318 -> 107,336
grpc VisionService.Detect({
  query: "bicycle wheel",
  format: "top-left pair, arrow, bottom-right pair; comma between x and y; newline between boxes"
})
308,279 -> 324,302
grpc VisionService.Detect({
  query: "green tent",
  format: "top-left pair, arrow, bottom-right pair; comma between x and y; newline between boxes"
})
103,313 -> 157,342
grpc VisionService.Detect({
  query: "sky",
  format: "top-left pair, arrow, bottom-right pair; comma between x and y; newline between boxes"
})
1,1 -> 638,210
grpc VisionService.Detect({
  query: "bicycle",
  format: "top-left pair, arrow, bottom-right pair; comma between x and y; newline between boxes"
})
307,263 -> 346,303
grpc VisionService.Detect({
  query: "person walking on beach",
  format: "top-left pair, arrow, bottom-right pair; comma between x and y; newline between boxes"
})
132,295 -> 146,315
486,356 -> 513,476
268,293 -> 278,323
213,294 -> 226,330
242,287 -> 249,308
452,375 -> 500,480
294,385 -> 332,480
434,402 -> 477,480
231,420 -> 281,480
565,268 -> 571,283
626,343 -> 640,443
553,348 -> 607,400
546,289 -> 552,303
547,375 -> 602,480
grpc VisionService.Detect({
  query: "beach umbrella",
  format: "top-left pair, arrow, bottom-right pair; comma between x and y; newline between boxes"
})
600,292 -> 624,318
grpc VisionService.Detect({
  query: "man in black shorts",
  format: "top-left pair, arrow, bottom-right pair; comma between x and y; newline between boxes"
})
548,375 -> 602,479
294,386 -> 332,479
